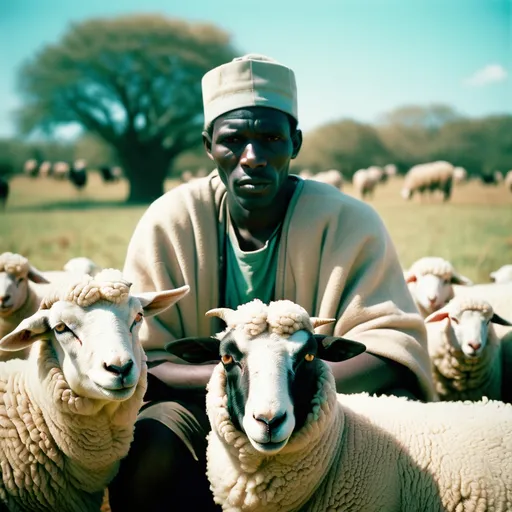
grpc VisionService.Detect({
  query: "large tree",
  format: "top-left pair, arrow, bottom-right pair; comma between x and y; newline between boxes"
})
16,15 -> 238,202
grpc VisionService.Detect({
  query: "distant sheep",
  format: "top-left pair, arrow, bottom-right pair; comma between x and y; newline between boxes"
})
453,166 -> 467,184
0,178 -> 8,211
99,165 -> 122,183
505,170 -> 512,192
52,161 -> 70,181
63,257 -> 102,276
425,296 -> 512,402
23,159 -> 39,178
401,161 -> 454,201
404,257 -> 473,317
0,269 -> 189,511
69,160 -> 88,190
308,169 -> 343,189
352,168 -> 379,199
490,264 -> 512,284
452,282 -> 512,320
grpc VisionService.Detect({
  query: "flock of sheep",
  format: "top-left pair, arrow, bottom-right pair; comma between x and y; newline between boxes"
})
298,161 -> 512,202
0,249 -> 511,511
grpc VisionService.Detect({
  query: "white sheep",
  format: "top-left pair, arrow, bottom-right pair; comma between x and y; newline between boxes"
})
404,256 -> 473,317
166,299 -> 512,512
453,166 -> 467,184
0,252 -> 50,360
425,296 -> 512,402
352,168 -> 378,199
490,264 -> 512,284
505,170 -> 512,192
452,281 -> 512,320
63,256 -> 102,276
401,160 -> 454,201
384,163 -> 397,178
0,269 -> 189,511
308,169 -> 344,190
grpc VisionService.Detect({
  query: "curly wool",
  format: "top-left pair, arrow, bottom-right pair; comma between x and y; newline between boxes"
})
206,362 -> 512,511
408,257 -> 458,280
0,339 -> 147,512
0,252 -> 30,277
40,269 -> 131,310
427,297 -> 503,401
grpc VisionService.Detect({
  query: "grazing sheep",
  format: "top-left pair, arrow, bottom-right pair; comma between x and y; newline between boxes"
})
63,257 -> 102,276
0,177 -> 8,211
505,170 -> 512,192
38,161 -> 52,178
352,168 -> 378,199
366,165 -> 387,184
0,252 -> 50,360
425,296 -> 512,402
490,264 -> 512,284
453,166 -> 467,184
401,161 -> 454,201
308,169 -> 343,189
23,159 -> 39,178
404,257 -> 473,317
298,169 -> 313,179
0,269 -> 189,511
52,161 -> 70,181
166,299 -> 512,512
69,160 -> 88,190
384,163 -> 397,178
99,165 -> 122,183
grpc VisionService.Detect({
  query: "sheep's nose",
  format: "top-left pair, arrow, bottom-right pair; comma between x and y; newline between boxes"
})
0,295 -> 11,305
104,360 -> 134,378
427,296 -> 437,305
468,342 -> 481,352
253,411 -> 287,430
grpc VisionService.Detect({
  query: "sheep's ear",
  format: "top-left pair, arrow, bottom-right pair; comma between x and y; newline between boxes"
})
450,273 -> 473,286
27,266 -> 50,284
490,313 -> 512,326
135,285 -> 190,317
165,337 -> 220,364
0,310 -> 50,351
313,335 -> 366,362
424,311 -> 450,323
404,271 -> 417,284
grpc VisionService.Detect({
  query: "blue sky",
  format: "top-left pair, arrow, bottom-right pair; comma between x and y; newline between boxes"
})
0,0 -> 510,138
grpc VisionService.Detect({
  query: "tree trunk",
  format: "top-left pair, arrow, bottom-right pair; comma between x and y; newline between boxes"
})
119,144 -> 171,204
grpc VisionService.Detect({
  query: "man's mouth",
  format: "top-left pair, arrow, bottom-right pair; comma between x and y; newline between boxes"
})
237,178 -> 272,191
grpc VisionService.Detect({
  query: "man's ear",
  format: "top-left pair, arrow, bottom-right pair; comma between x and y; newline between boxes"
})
313,335 -> 366,362
0,310 -> 51,352
291,129 -> 303,159
203,130 -> 214,161
165,337 -> 221,364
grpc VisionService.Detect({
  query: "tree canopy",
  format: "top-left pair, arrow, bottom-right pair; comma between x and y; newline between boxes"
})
16,14 -> 238,202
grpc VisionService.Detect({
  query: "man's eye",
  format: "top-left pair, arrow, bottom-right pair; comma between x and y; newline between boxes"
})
267,135 -> 281,142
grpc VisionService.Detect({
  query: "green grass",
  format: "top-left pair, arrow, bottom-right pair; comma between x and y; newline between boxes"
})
1,173 -> 511,283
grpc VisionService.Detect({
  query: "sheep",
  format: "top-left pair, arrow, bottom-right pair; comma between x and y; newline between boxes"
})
69,160 -> 88,190
366,165 -> 387,184
52,161 -> 70,181
404,256 -> 473,317
308,169 -> 343,190
452,281 -> 512,320
23,159 -> 39,178
401,160 -> 454,201
424,296 -> 512,402
166,299 -> 512,512
0,269 -> 189,511
0,177 -> 8,211
490,264 -> 512,284
63,257 -> 102,276
38,161 -> 52,178
0,252 -> 51,361
384,163 -> 397,178
505,170 -> 512,192
453,166 -> 467,184
99,165 -> 122,183
352,168 -> 378,199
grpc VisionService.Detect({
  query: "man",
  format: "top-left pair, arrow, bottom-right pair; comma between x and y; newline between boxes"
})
109,54 -> 435,511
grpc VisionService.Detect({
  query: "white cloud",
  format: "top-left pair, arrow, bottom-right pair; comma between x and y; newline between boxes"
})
463,64 -> 507,87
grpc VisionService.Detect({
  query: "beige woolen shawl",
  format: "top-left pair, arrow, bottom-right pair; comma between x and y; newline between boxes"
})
123,171 -> 435,401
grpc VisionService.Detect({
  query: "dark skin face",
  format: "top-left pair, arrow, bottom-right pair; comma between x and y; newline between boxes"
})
203,107 -> 303,250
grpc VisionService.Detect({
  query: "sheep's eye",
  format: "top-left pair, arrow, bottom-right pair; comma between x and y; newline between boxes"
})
54,323 -> 69,333
16,277 -> 24,285
304,353 -> 315,362
130,312 -> 144,332
449,316 -> 459,324
221,354 -> 233,365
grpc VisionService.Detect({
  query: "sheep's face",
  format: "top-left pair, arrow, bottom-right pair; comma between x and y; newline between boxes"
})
447,309 -> 491,358
0,285 -> 190,402
43,298 -> 146,401
167,327 -> 365,456
490,264 -> 512,284
408,274 -> 453,314
401,187 -> 412,199
0,270 -> 29,315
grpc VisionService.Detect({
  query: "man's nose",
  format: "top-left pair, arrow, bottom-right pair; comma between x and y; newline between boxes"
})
240,143 -> 266,169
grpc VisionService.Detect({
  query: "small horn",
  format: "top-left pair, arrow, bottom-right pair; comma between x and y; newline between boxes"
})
310,317 -> 336,328
205,308 -> 235,323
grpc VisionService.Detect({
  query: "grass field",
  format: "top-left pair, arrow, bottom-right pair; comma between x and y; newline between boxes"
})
1,172 -> 511,283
